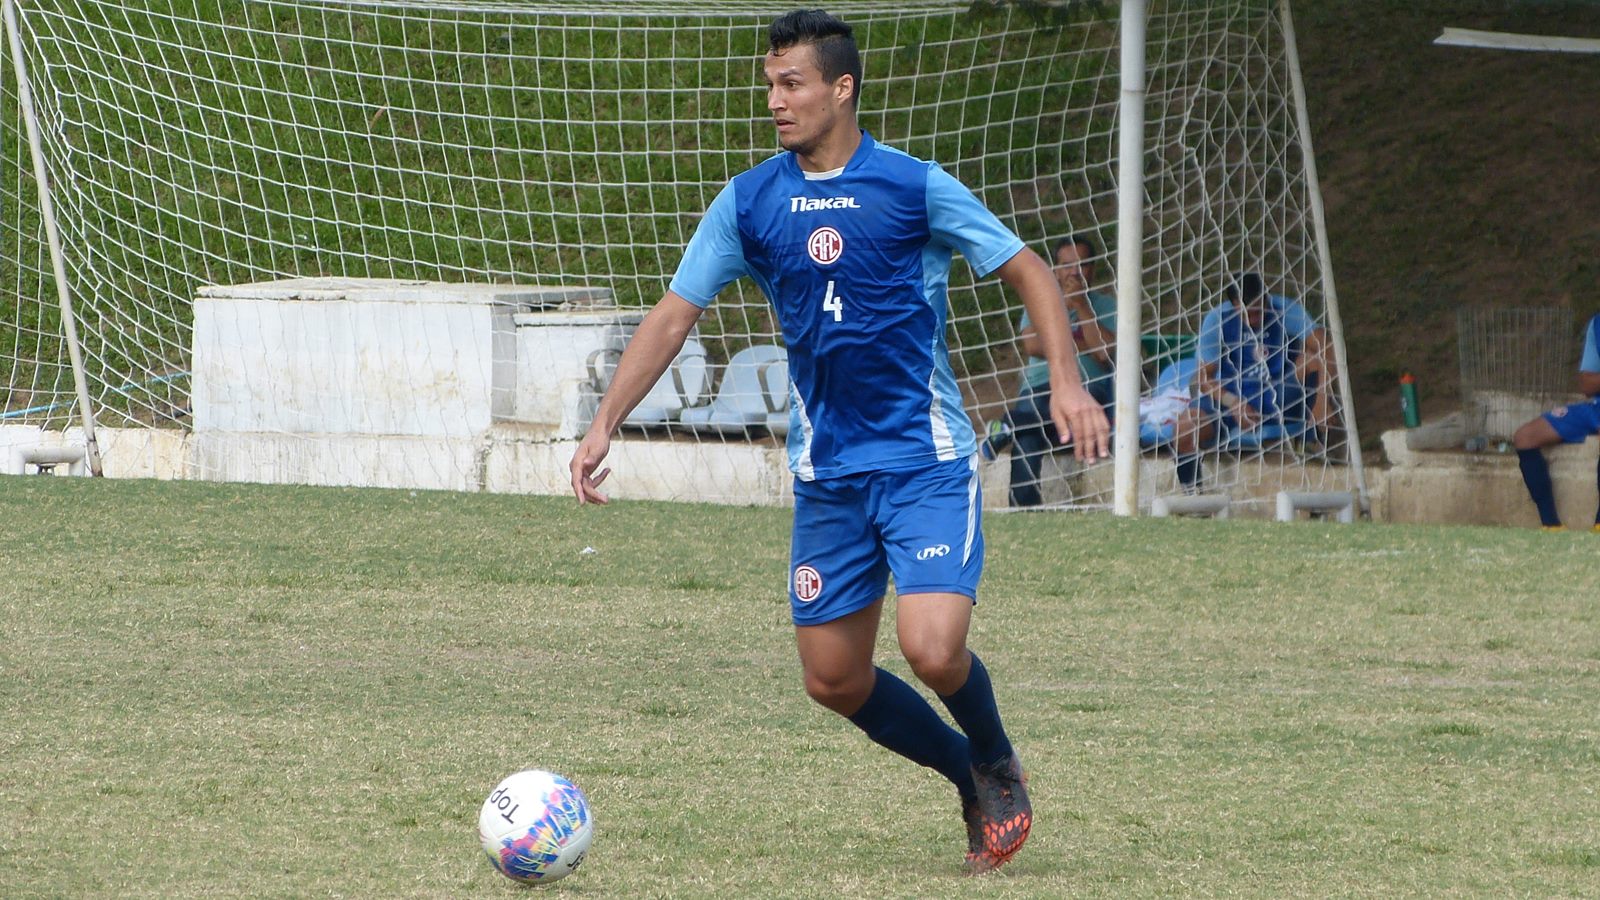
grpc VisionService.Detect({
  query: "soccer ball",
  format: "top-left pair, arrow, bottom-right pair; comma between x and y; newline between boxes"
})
478,769 -> 593,884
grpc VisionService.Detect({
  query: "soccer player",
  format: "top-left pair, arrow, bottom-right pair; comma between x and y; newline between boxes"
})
1512,312 -> 1600,530
569,8 -> 1110,873
1172,272 -> 1333,491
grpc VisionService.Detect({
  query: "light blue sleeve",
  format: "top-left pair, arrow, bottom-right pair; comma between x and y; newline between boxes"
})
667,183 -> 747,308
1274,296 -> 1317,340
925,166 -> 1025,278
1582,315 -> 1600,373
1089,290 -> 1117,334
1197,308 -> 1225,364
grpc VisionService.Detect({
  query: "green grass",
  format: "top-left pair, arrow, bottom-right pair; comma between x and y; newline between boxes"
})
2,475 -> 1600,897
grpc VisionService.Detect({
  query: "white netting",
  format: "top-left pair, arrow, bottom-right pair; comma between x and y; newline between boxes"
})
0,0 -> 1359,510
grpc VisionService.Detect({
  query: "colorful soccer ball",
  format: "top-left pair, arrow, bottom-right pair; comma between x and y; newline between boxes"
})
478,769 -> 593,884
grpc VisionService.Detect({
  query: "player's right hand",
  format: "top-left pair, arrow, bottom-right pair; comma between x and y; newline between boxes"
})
1051,382 -> 1111,462
1229,398 -> 1262,432
569,431 -> 613,505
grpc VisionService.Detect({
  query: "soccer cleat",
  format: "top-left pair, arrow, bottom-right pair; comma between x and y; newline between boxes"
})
969,753 -> 1032,870
979,420 -> 1012,462
1542,524 -> 1568,532
1591,524 -> 1600,533
960,796 -> 990,874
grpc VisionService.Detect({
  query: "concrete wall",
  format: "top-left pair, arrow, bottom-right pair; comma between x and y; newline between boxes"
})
10,422 -> 1372,518
1373,426 -> 1597,528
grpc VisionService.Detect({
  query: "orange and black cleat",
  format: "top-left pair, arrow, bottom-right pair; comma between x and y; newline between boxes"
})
965,753 -> 1032,873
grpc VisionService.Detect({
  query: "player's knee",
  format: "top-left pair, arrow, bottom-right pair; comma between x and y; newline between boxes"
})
802,668 -> 871,714
1174,414 -> 1210,454
1512,419 -> 1551,450
901,641 -> 967,693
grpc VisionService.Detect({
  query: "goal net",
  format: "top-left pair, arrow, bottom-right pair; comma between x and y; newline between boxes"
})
0,0 -> 1361,511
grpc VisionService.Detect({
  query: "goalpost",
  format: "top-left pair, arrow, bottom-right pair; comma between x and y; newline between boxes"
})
0,0 -> 1364,512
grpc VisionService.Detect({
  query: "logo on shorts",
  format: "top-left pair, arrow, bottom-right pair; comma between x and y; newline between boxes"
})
1553,406 -> 1569,418
916,544 -> 951,561
793,564 -> 823,602
807,227 -> 844,266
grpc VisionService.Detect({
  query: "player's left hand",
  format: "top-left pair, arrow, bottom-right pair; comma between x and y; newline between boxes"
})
1051,383 -> 1111,462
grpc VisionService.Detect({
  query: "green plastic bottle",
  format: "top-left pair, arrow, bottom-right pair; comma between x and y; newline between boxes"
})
1399,372 -> 1421,428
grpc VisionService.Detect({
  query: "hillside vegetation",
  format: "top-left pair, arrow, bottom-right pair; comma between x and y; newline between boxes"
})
1294,0 -> 1600,448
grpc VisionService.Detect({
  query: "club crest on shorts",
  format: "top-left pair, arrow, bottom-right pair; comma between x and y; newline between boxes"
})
807,226 -> 843,266
793,564 -> 823,602
1553,405 -> 1569,418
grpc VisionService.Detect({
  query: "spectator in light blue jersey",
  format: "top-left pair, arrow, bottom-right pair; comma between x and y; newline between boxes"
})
569,8 -> 1109,874
1512,313 -> 1600,530
981,234 -> 1117,506
1172,272 -> 1334,491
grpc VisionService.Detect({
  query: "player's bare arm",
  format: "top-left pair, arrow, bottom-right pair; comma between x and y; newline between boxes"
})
1194,358 -> 1260,431
1297,327 -> 1334,381
1068,294 -> 1116,370
1059,263 -> 1112,359
1581,371 -> 1600,397
569,292 -> 704,504
995,249 -> 1110,460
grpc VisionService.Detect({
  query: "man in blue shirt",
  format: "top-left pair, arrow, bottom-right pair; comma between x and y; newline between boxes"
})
1172,272 -> 1333,491
981,234 -> 1117,506
1512,313 -> 1600,530
569,9 -> 1109,874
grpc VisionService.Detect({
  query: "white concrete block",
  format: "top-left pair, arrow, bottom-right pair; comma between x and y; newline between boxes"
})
189,431 -> 481,491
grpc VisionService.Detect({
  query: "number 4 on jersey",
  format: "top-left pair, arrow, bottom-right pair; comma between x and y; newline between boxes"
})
822,280 -> 843,322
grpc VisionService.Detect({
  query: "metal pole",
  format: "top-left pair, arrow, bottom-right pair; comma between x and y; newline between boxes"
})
1111,0 -> 1148,516
4,0 -> 101,474
1279,0 -> 1365,508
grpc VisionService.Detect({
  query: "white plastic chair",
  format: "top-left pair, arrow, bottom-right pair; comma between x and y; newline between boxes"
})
679,345 -> 788,435
586,336 -> 709,426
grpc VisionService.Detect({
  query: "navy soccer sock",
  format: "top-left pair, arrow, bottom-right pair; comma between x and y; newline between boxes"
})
847,667 -> 976,799
936,652 -> 1014,768
1175,454 -> 1202,493
1517,447 -> 1561,527
1594,457 -> 1600,525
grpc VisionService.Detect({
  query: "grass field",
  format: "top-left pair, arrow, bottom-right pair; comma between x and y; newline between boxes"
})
2,475 -> 1599,897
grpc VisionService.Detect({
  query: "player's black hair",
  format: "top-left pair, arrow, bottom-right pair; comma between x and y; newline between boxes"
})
1053,234 -> 1097,262
1236,272 -> 1266,304
768,9 -> 863,108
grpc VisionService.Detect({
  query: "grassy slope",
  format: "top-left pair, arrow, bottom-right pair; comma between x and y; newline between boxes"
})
1294,0 -> 1600,447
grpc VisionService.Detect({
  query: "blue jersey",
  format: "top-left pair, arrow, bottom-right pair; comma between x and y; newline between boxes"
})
669,132 -> 1024,481
1196,295 -> 1317,413
1581,314 -> 1600,373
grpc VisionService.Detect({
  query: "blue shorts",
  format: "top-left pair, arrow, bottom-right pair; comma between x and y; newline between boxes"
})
1543,398 -> 1600,443
788,456 -> 984,626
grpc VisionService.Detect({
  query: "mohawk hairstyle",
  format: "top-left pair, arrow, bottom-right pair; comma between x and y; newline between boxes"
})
768,9 -> 863,108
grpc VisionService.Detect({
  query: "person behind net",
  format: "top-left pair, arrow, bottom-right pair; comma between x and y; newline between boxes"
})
1172,272 -> 1334,492
568,8 -> 1109,873
1512,313 -> 1600,531
980,234 -> 1116,507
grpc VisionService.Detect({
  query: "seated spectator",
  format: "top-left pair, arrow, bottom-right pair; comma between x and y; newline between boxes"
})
1512,312 -> 1600,531
981,234 -> 1115,507
1172,272 -> 1334,491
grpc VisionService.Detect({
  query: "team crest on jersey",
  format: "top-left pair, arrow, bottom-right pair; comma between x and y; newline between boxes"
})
807,227 -> 844,266
793,564 -> 823,602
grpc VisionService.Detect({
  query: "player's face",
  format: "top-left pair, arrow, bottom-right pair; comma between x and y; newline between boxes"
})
765,44 -> 853,156
1241,291 -> 1267,327
1053,243 -> 1094,294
